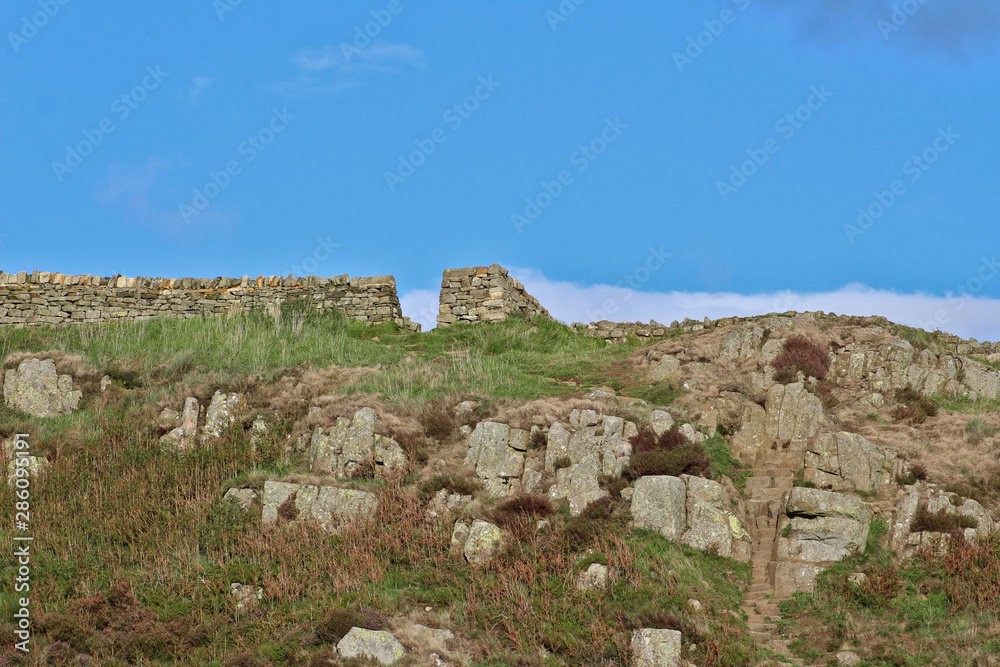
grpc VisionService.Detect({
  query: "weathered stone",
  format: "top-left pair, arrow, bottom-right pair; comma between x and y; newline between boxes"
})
230,583 -> 263,612
719,325 -> 765,360
201,390 -> 243,441
631,476 -> 687,540
464,421 -> 525,496
310,408 -> 407,478
649,356 -> 681,382
223,487 -> 259,511
650,410 -> 675,437
778,488 -> 873,563
804,432 -> 899,493
631,628 -> 681,667
836,651 -> 862,666
3,358 -> 82,417
337,627 -> 406,665
773,561 -> 826,597
765,382 -> 823,449
463,519 -> 504,565
680,475 -> 750,559
260,481 -> 376,530
575,562 -> 610,592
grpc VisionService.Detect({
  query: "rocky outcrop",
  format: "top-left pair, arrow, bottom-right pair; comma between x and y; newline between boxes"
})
631,475 -> 750,561
575,562 -> 610,592
159,397 -> 200,452
464,421 -> 534,497
425,489 -> 472,520
773,488 -> 873,595
546,410 -> 636,516
310,408 -> 407,478
731,382 -> 823,462
803,432 -> 907,493
223,487 -> 259,511
3,358 -> 81,417
830,338 -> 1000,399
631,628 -> 681,667
891,485 -> 996,556
230,583 -> 263,612
337,627 -> 406,664
201,391 -> 244,441
261,481 -> 377,530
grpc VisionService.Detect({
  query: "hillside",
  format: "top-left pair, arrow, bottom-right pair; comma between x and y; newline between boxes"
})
2,308 -> 1000,666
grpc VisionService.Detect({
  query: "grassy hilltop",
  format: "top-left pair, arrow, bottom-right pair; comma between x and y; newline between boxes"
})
1,308 -> 999,666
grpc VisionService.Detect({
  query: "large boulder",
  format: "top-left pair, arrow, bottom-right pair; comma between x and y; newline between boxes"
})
679,475 -> 751,560
3,358 -> 81,418
261,481 -> 377,531
159,397 -> 199,452
463,519 -> 505,565
631,476 -> 687,540
310,408 -> 407,478
803,432 -> 903,493
777,488 -> 873,563
631,628 -> 681,667
337,627 -> 406,664
765,382 -> 823,449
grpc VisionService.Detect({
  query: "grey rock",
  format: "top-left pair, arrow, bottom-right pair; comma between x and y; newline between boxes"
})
230,583 -> 262,612
260,481 -> 377,531
223,487 -> 259,511
631,628 -> 682,666
631,475 -> 687,540
465,421 -> 525,496
836,651 -> 862,667
680,475 -> 750,559
575,562 -> 610,592
310,408 -> 407,478
648,356 -> 681,382
463,519 -> 504,565
804,432 -> 899,493
651,410 -> 675,436
3,358 -> 82,418
201,390 -> 243,441
337,627 -> 406,665
778,488 -> 873,563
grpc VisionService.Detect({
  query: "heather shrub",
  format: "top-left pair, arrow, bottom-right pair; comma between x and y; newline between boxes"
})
418,473 -> 480,501
910,507 -> 977,534
314,607 -> 386,645
771,335 -> 830,383
623,426 -> 710,480
891,387 -> 938,424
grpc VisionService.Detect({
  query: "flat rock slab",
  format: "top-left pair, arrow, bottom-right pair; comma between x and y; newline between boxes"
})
3,358 -> 81,418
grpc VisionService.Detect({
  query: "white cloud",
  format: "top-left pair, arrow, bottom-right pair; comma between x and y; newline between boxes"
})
276,41 -> 424,96
188,76 -> 215,102
399,268 -> 1000,342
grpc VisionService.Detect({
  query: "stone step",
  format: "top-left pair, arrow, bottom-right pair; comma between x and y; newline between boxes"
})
754,602 -> 781,617
749,582 -> 773,593
748,621 -> 777,633
748,488 -> 787,502
771,476 -> 794,490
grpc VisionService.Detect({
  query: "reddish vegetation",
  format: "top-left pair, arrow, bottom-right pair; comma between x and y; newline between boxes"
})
624,426 -> 710,481
771,335 -> 831,383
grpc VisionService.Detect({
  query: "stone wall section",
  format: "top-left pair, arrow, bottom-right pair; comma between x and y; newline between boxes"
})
437,264 -> 550,327
0,271 -> 419,331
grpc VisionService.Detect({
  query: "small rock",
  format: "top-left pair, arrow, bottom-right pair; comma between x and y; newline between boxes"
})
848,572 -> 867,588
337,627 -> 406,665
223,487 -> 259,511
687,599 -> 702,612
621,487 -> 634,501
588,388 -> 616,400
230,583 -> 263,612
100,375 -> 112,392
836,651 -> 862,667
575,563 -> 609,592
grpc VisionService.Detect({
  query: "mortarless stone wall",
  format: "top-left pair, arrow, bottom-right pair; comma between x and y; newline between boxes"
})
0,271 -> 420,331
436,264 -> 551,327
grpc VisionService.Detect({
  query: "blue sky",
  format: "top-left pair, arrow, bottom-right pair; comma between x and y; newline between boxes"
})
2,1 -> 999,336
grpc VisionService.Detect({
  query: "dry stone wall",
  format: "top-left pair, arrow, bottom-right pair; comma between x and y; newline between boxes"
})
0,271 -> 419,331
437,264 -> 550,327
